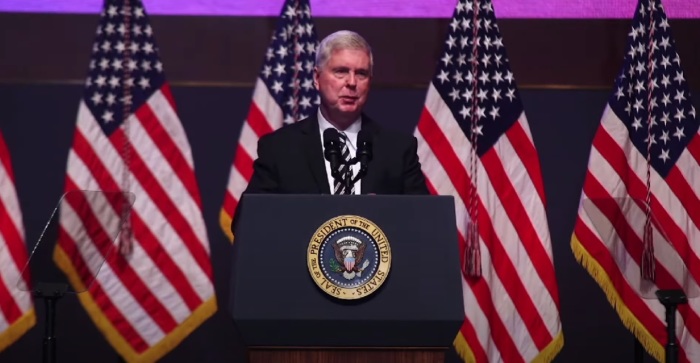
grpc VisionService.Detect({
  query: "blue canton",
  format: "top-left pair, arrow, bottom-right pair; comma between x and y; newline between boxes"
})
260,0 -> 319,124
83,0 -> 165,136
609,0 -> 697,178
431,0 -> 523,156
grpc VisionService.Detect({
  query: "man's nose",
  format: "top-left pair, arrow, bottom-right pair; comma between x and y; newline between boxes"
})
345,73 -> 357,87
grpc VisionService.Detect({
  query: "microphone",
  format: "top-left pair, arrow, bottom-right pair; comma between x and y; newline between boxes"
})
356,129 -> 373,177
323,128 -> 343,180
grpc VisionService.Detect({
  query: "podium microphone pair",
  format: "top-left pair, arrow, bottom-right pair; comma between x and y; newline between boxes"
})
323,128 -> 373,192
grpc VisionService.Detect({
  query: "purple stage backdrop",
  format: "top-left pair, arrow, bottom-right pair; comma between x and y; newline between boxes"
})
0,0 -> 698,19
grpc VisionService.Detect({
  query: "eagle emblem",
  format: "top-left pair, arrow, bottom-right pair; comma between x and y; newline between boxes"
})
330,236 -> 371,280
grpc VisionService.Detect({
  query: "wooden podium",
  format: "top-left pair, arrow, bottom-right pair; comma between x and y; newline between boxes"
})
229,194 -> 464,363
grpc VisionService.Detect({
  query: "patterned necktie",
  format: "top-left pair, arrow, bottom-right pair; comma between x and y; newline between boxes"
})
333,131 -> 355,195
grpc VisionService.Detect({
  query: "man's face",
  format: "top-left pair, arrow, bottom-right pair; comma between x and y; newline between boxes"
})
314,48 -> 371,124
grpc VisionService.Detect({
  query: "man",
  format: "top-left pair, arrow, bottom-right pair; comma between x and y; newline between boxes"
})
231,30 -> 429,236
240,30 -> 429,198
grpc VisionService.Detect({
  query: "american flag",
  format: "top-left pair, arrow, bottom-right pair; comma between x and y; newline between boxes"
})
219,0 -> 319,241
572,0 -> 699,361
0,132 -> 35,352
413,0 -> 563,361
56,0 -> 216,362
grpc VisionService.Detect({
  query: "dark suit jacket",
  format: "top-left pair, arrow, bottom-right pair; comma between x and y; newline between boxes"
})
231,112 -> 429,235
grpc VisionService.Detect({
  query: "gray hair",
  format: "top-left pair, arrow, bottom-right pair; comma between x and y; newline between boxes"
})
315,30 -> 373,75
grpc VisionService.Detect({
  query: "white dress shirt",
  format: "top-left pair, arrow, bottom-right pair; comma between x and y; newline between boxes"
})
318,110 -> 362,194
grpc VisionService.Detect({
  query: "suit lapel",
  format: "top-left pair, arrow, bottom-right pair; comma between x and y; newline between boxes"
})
358,116 -> 381,194
300,115 -> 331,194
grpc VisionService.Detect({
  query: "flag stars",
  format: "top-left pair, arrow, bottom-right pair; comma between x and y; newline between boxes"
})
453,71 -> 463,84
274,63 -> 286,76
674,90 -> 686,103
106,93 -> 116,105
481,54 -> 491,67
142,42 -> 154,54
299,96 -> 312,109
262,65 -> 272,78
492,71 -> 503,85
504,71 -> 514,84
101,40 -> 112,52
104,23 -> 115,35
450,18 -> 459,31
91,92 -> 103,105
660,130 -> 670,144
271,81 -> 283,94
674,108 -> 685,122
489,106 -> 500,120
304,60 -> 314,72
660,112 -> 671,125
301,78 -> 314,91
644,133 -> 657,145
660,55 -> 671,69
491,89 -> 502,102
658,149 -> 671,162
661,93 -> 671,106
284,5 -> 297,18
506,88 -> 516,101
476,106 -> 486,119
492,37 -> 503,49
437,70 -> 449,84
616,87 -> 625,100
109,76 -> 120,88
134,6 -> 145,19
446,35 -> 457,49
673,127 -> 685,140
476,89 -> 488,102
95,75 -> 107,88
457,53 -> 467,66
107,5 -> 118,17
138,77 -> 150,89
441,53 -> 453,66
277,45 -> 289,58
633,99 -> 644,112
459,106 -> 471,119
102,110 -> 114,123
632,117 -> 643,130
674,71 -> 685,84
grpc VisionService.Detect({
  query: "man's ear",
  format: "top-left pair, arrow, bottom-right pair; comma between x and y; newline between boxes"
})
313,66 -> 319,88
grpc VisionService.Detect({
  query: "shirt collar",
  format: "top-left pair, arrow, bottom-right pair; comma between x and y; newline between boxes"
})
317,109 -> 362,139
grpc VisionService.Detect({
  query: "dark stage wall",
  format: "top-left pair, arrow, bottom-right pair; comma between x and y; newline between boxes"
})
1,84 -> 698,363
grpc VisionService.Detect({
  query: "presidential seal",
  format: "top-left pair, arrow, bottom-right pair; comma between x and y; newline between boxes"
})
307,215 -> 391,300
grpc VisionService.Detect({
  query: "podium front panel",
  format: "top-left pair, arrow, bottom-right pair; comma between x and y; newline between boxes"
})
229,194 -> 464,348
